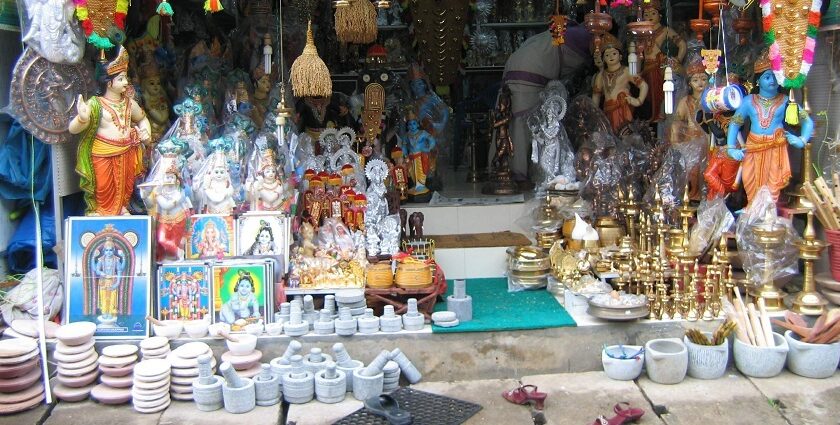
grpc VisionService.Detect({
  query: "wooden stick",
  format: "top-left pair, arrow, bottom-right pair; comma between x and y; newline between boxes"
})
725,304 -> 750,343
747,303 -> 767,347
146,315 -> 165,327
833,172 -> 840,204
217,329 -> 240,343
757,298 -> 776,346
804,182 -> 839,229
734,289 -> 757,345
815,177 -> 840,227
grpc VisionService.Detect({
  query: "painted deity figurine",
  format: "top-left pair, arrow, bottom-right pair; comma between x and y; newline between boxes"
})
249,150 -> 290,212
390,147 -> 410,201
94,237 -> 125,321
150,164 -> 191,261
402,111 -> 436,197
196,149 -> 237,215
591,36 -> 649,133
140,64 -> 170,145
726,53 -> 813,205
671,63 -> 708,200
640,0 -> 686,122
406,63 -> 450,138
70,47 -> 152,216
251,67 -> 273,129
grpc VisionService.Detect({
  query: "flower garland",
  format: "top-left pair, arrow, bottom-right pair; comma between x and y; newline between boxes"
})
74,0 -> 129,49
761,0 -> 822,89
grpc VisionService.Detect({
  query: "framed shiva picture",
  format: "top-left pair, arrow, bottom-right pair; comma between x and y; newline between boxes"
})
237,212 -> 291,271
156,262 -> 211,321
210,260 -> 271,330
64,216 -> 152,339
187,214 -> 235,259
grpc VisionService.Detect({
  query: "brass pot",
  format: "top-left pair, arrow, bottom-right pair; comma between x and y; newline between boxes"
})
595,217 -> 625,247
507,246 -> 552,272
562,219 -> 576,240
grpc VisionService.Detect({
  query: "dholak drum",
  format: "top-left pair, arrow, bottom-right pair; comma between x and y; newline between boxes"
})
701,85 -> 743,113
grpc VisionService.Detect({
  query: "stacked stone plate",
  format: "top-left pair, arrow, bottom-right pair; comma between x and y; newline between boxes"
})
0,338 -> 44,413
132,358 -> 171,414
91,344 -> 138,405
168,342 -> 215,401
334,290 -> 368,317
140,336 -> 171,360
53,322 -> 98,402
221,348 -> 263,379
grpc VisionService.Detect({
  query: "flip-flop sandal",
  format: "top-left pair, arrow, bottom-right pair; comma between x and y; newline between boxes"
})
613,402 -> 644,422
364,394 -> 413,425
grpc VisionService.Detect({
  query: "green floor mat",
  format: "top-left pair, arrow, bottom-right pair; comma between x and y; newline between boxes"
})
432,278 -> 576,333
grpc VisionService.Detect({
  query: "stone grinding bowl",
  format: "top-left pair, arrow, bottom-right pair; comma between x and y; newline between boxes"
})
244,323 -> 264,337
208,323 -> 231,338
264,323 -> 283,336
184,320 -> 209,339
226,333 -> 258,355
152,320 -> 183,339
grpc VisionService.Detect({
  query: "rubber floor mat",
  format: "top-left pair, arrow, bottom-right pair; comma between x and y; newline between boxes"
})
333,387 -> 482,425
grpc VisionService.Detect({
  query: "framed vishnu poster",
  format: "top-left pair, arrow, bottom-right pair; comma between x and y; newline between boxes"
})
210,260 -> 271,330
237,212 -> 291,272
156,262 -> 211,321
187,214 -> 235,259
64,216 -> 152,339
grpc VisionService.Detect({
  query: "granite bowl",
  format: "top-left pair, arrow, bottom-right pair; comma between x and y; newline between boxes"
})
208,323 -> 231,338
152,320 -> 183,339
184,320 -> 209,338
244,323 -> 264,337
225,334 -> 258,355
264,323 -> 283,336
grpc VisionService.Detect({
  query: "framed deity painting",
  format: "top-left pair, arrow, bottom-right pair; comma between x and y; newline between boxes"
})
237,212 -> 291,272
209,260 -> 271,330
64,216 -> 152,339
187,214 -> 235,259
156,262 -> 211,321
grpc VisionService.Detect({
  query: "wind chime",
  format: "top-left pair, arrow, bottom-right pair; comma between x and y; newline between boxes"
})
274,0 -> 294,149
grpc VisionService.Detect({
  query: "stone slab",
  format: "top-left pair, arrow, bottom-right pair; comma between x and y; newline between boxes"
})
411,378 -> 532,424
0,402 -> 51,425
158,400 -> 281,425
747,370 -> 840,425
285,398 -> 363,425
637,371 -> 789,425
43,400 -> 161,425
519,372 -> 664,424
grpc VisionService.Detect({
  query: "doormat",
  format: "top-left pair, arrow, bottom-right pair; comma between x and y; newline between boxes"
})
429,191 -> 525,206
333,387 -> 482,425
429,232 -> 531,249
432,278 -> 576,333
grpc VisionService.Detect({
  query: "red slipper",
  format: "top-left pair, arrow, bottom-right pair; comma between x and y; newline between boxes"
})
614,402 -> 644,422
502,382 -> 547,410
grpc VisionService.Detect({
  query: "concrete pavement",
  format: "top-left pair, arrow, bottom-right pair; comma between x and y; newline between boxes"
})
1,370 -> 838,424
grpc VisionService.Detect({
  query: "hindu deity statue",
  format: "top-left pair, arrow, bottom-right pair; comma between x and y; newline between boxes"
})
171,98 -> 207,176
406,63 -> 449,138
93,237 -> 125,322
140,63 -> 170,145
364,159 -> 400,256
726,52 -> 813,205
491,84 -> 514,175
70,47 -> 152,216
219,270 -> 261,325
251,67 -> 273,130
670,62 -> 708,200
402,111 -> 437,197
530,81 -> 575,190
249,150 -> 290,212
591,35 -> 649,134
389,147 -> 409,201
640,0 -> 686,122
196,148 -> 237,215
150,164 -> 191,261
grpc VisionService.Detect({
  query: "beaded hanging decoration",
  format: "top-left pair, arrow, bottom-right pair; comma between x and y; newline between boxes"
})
74,0 -> 128,49
761,0 -> 822,88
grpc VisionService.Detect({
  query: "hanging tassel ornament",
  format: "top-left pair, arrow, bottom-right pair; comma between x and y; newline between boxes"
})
156,0 -> 173,16
628,41 -> 638,75
290,22 -> 333,98
335,0 -> 377,43
663,66 -> 675,115
263,34 -> 273,76
204,0 -> 223,13
785,91 -> 800,126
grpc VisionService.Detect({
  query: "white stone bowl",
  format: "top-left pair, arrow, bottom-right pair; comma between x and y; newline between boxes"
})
265,323 -> 283,336
244,323 -> 264,337
601,345 -> 644,381
226,333 -> 258,355
785,330 -> 840,379
184,320 -> 209,339
684,333 -> 729,380
152,320 -> 183,339
208,323 -> 231,338
733,332 -> 788,378
55,322 -> 97,346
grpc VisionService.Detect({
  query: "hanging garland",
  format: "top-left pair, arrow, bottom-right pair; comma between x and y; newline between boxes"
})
761,0 -> 822,88
74,0 -> 128,49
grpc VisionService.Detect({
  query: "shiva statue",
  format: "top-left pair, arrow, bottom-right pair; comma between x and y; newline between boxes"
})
726,51 -> 813,206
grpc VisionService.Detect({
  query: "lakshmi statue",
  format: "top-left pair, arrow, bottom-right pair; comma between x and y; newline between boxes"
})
249,150 -> 290,212
402,111 -> 437,197
150,164 -> 191,261
640,0 -> 686,122
591,36 -> 649,134
70,47 -> 152,216
670,62 -> 708,200
726,52 -> 813,205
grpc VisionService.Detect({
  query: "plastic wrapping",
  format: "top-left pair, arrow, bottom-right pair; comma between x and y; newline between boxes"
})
18,0 -> 85,64
644,146 -> 686,222
564,95 -> 612,151
735,187 -> 801,287
192,140 -> 239,214
0,268 -> 63,325
527,81 -> 577,193
688,198 -> 734,257
615,133 -> 655,198
578,132 -> 623,218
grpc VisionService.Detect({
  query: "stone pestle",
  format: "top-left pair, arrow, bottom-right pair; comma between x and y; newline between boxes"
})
254,364 -> 281,406
353,350 -> 388,400
324,295 -> 337,317
315,361 -> 347,404
382,361 -> 401,392
220,361 -> 256,414
192,354 -> 224,411
333,343 -> 363,392
390,348 -> 422,384
221,361 -> 245,389
197,353 -> 215,385
447,279 -> 473,322
282,355 -> 314,404
362,350 -> 392,377
302,295 -> 318,329
270,340 -> 303,389
277,302 -> 291,323
303,347 -> 333,374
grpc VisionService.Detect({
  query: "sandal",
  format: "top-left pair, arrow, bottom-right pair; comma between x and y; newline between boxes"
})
364,394 -> 413,425
502,382 -> 547,410
614,402 -> 644,422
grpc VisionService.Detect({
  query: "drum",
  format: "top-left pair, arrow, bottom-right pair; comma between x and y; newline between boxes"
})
701,85 -> 743,113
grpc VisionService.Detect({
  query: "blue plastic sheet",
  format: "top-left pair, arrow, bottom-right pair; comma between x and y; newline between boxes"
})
0,121 -> 51,202
6,204 -> 56,274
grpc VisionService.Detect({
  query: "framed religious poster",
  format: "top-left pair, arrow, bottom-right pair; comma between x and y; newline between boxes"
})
187,214 -> 236,259
209,260 -> 271,330
156,262 -> 211,321
64,216 -> 152,339
237,212 -> 291,272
